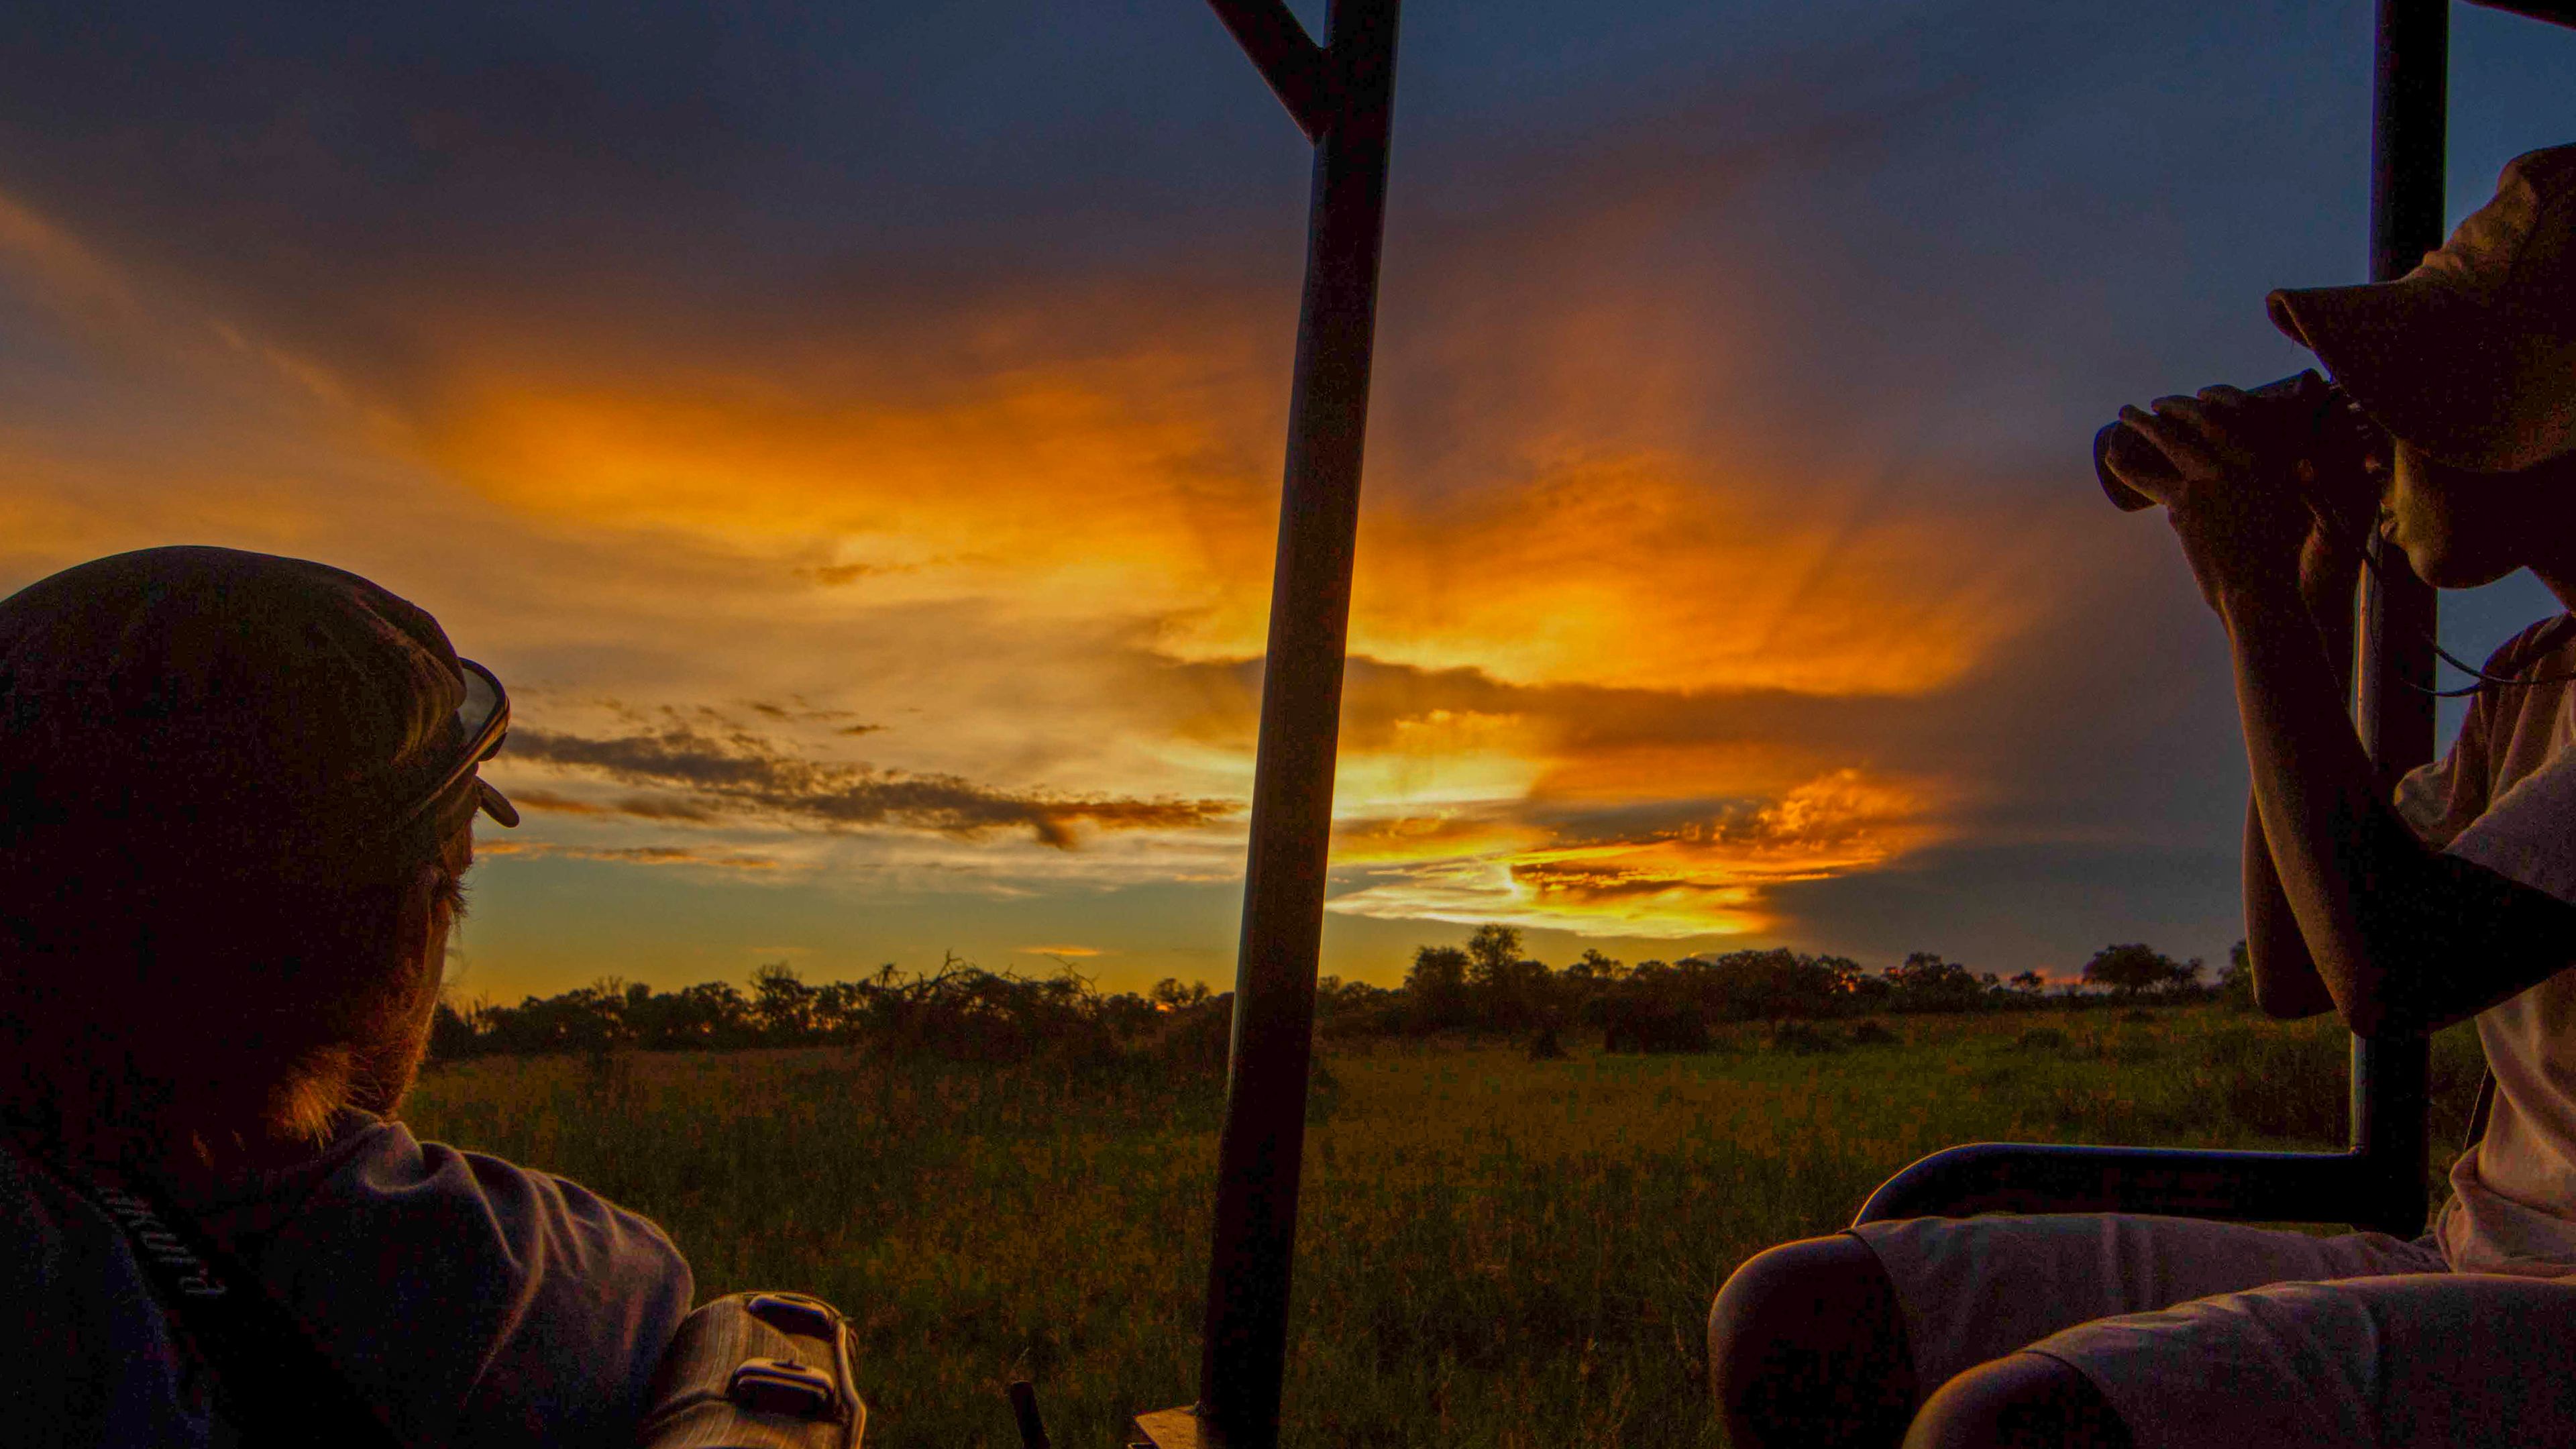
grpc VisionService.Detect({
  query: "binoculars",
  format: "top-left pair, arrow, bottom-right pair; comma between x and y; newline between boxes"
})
2092,370 -> 2385,512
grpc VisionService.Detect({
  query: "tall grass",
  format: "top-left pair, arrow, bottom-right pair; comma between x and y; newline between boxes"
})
402,1007 -> 2484,1448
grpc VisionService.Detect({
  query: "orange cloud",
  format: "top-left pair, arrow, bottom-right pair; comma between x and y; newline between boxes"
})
1347,455 -> 2043,697
406,331 -> 2048,706
405,297 -> 1286,650
1330,768 -> 1944,939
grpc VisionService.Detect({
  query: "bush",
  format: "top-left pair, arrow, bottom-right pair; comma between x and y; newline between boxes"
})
2016,1028 -> 2070,1053
1849,1020 -> 1900,1047
2196,1025 -> 2345,1140
1766,1024 -> 1841,1056
2191,1019 -> 2493,1148
1601,999 -> 1711,1055
2216,940 -> 2256,1012
1153,995 -> 1235,1074
432,957 -> 1165,1065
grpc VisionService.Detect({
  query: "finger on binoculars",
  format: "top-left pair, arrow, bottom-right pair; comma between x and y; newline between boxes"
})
2147,396 -> 2253,453
2149,394 -> 2229,430
2118,405 -> 2226,475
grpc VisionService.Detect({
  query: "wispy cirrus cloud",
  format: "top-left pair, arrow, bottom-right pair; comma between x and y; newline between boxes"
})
475,840 -> 780,871
502,718 -> 1238,849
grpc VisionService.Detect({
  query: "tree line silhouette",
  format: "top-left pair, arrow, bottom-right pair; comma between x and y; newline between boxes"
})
429,928 -> 2246,1063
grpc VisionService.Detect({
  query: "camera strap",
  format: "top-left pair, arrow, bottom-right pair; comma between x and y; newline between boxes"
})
6,1140 -> 409,1449
2310,498 -> 2576,696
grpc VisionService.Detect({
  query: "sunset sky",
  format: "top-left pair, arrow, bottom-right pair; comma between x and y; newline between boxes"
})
5,2 -> 2575,1002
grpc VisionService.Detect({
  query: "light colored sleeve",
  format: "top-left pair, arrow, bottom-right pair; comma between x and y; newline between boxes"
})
2444,747 -> 2576,905
2394,698 -> 2497,851
2392,749 -> 2466,846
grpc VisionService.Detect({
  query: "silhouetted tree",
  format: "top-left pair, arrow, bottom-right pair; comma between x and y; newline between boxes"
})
1315,975 -> 1399,1034
2082,943 -> 2194,998
1671,949 -> 1856,1024
751,961 -> 819,1042
647,980 -> 752,1047
1458,924 -> 1556,1029
2216,940 -> 2256,1011
1150,977 -> 1212,1010
424,954 -> 1183,1063
428,998 -> 490,1059
1405,945 -> 1470,1032
1464,924 -> 1522,981
1565,948 -> 1624,984
1884,952 -> 1990,1013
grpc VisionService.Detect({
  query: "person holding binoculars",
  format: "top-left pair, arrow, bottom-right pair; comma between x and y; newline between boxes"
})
1710,144 -> 2576,1449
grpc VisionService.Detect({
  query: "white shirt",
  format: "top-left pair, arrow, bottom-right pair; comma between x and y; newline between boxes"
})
2392,614 -> 2576,1274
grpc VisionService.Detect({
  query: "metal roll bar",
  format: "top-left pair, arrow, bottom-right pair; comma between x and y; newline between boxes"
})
1134,2 -> 1399,1446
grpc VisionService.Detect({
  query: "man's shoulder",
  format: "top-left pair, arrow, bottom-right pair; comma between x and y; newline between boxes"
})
2482,612 -> 2576,682
248,1120 -> 695,1446
280,1116 -> 694,1325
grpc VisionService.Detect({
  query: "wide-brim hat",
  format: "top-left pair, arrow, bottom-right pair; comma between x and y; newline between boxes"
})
2267,144 -> 2576,472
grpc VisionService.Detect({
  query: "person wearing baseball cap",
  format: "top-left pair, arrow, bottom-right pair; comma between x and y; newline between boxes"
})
1714,147 -> 2576,1449
0,547 -> 692,1446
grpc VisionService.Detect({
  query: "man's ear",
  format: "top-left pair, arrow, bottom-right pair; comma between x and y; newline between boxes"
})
396,861 -> 452,989
350,863 -> 455,1120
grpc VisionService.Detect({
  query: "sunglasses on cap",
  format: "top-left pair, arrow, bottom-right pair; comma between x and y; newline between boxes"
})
392,657 -> 521,830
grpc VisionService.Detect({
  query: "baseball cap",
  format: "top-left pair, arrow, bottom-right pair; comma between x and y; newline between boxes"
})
0,545 -> 517,889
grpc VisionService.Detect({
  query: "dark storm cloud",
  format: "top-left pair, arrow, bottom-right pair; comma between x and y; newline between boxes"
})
0,0 -> 2367,425
1762,839 -> 2244,973
504,720 -> 1235,848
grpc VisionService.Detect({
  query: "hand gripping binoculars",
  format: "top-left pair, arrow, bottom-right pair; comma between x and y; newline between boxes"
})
2092,370 -> 2385,513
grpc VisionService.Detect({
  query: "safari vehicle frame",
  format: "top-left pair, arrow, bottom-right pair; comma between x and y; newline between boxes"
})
1136,2 -> 2576,1446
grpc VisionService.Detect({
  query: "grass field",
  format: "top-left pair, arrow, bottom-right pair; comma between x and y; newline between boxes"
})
404,1007 -> 2486,1448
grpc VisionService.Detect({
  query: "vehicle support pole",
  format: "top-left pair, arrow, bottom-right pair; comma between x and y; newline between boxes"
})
2350,0 -> 2445,1239
1189,2 -> 1400,1445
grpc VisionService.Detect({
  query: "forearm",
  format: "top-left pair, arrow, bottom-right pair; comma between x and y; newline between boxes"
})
2245,794 -> 2336,1016
2240,574 -> 2353,1019
2223,582 -> 2428,1034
